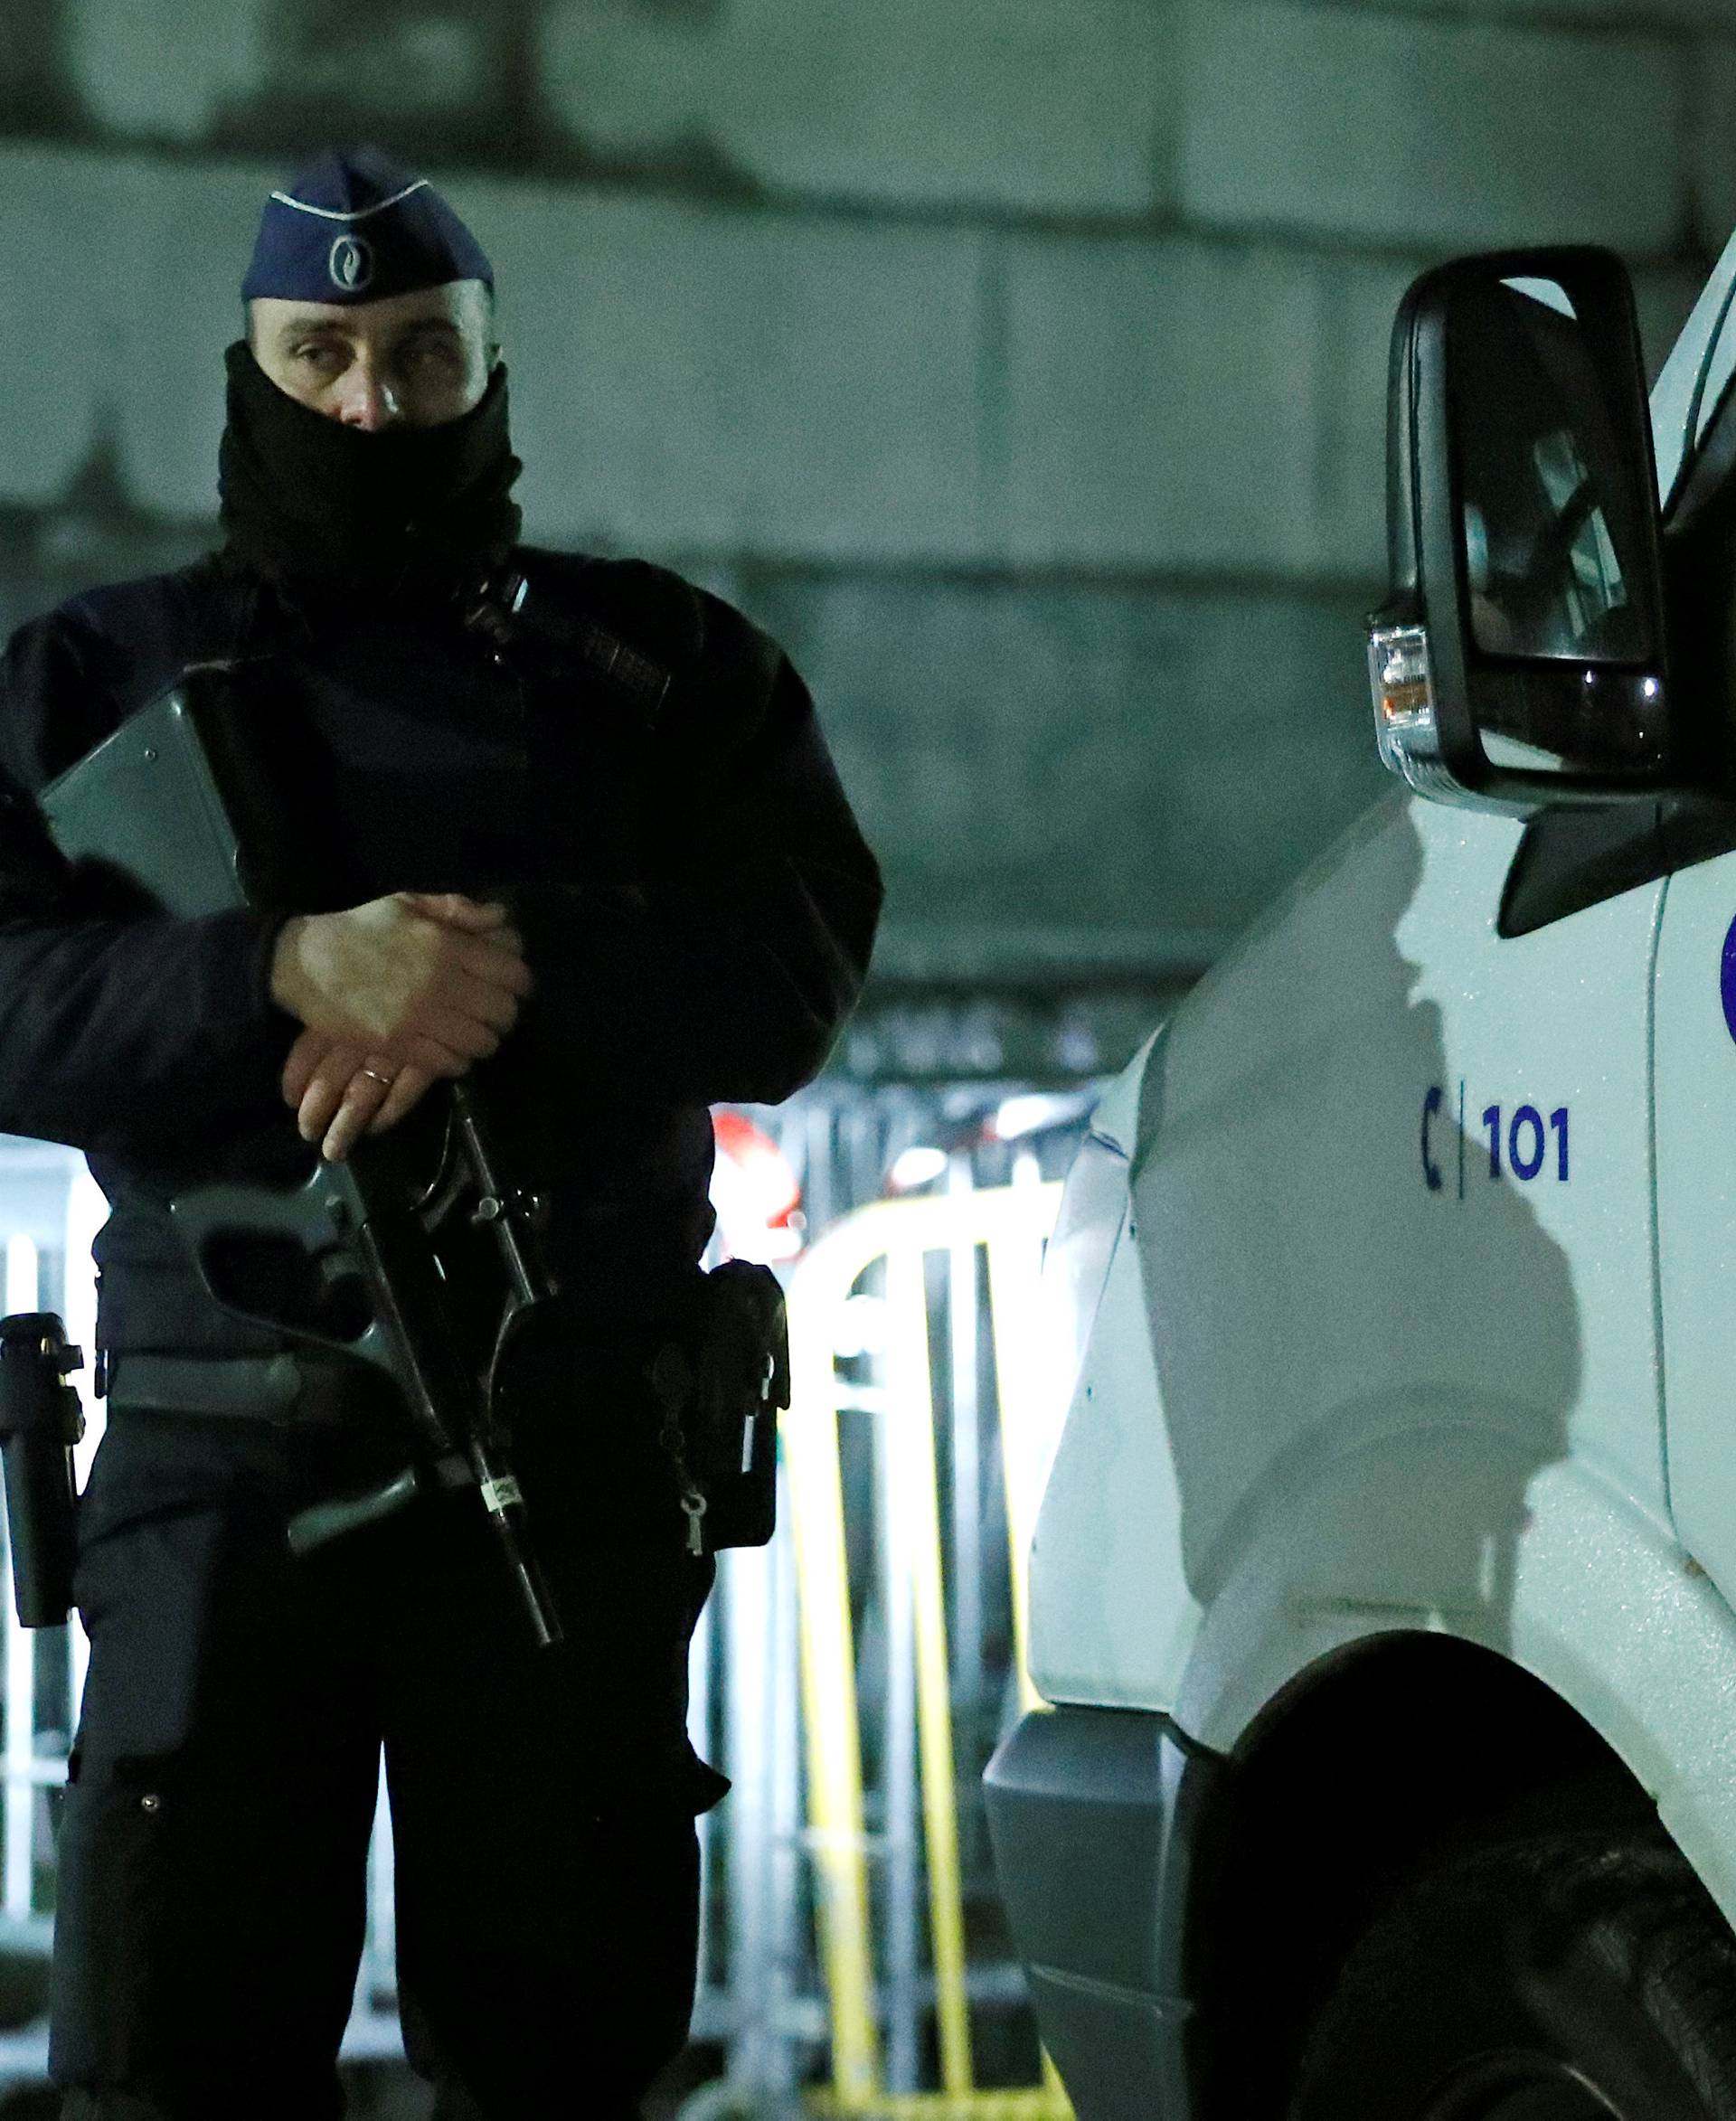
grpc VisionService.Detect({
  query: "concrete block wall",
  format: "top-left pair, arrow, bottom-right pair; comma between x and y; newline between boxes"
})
0,0 -> 1720,1017
1180,6 -> 1688,253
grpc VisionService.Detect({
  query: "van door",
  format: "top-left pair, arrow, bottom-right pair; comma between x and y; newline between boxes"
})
1653,853 -> 1736,1595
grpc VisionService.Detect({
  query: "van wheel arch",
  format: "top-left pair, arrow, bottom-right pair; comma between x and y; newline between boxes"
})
1187,1633 -> 1675,2116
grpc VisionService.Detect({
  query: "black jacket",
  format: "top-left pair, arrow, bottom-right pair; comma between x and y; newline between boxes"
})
0,550 -> 882,1359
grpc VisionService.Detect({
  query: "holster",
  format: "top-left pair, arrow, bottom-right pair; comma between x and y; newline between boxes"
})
0,1314 -> 85,1628
646,1261 -> 788,1551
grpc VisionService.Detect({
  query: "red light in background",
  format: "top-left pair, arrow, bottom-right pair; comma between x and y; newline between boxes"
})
711,1109 -> 806,1264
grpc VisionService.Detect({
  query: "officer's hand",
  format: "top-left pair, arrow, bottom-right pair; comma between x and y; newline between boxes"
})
281,1029 -> 438,1162
269,892 -> 533,1078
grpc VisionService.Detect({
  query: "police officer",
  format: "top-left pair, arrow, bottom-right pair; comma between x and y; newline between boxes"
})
0,149 -> 882,2117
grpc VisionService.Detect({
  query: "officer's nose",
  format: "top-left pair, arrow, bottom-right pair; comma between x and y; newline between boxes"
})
337,365 -> 401,431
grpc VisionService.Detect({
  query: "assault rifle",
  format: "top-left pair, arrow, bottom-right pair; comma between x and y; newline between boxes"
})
38,663 -> 565,1647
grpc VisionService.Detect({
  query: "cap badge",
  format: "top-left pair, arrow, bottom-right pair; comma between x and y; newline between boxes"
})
328,234 -> 374,293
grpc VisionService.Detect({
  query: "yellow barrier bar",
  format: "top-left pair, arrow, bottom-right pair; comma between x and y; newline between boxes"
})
786,1183 -> 1066,2116
885,1242 -> 973,2095
787,1251 -> 882,2100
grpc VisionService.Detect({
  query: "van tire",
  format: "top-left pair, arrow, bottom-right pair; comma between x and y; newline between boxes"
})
1284,1831 -> 1736,2119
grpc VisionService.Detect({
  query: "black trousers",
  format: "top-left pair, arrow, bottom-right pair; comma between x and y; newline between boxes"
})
47,1362 -> 723,2120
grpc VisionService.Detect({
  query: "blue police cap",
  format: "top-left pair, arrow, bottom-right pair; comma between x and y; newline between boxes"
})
241,146 -> 493,305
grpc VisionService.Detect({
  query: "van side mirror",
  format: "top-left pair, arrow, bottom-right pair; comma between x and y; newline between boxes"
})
1371,247 -> 1671,814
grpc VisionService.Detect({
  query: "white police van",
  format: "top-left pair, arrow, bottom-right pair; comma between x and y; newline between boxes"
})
985,237 -> 1736,2120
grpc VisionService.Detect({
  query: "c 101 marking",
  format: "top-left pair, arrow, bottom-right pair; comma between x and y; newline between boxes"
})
1421,1084 -> 1570,1197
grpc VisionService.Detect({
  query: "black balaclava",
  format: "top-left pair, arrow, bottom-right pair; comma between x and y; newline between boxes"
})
221,146 -> 521,593
218,340 -> 522,591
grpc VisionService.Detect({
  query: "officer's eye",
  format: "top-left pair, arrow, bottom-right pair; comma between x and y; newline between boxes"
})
291,343 -> 348,376
403,341 -> 463,374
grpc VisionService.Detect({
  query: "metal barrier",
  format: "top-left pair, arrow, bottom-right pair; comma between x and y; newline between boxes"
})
781,1172 -> 1071,2120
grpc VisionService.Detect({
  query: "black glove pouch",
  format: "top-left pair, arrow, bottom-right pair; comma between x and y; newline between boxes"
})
644,1260 -> 787,1551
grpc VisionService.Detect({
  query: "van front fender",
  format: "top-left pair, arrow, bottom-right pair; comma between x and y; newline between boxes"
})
1180,1453 -> 1736,1930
